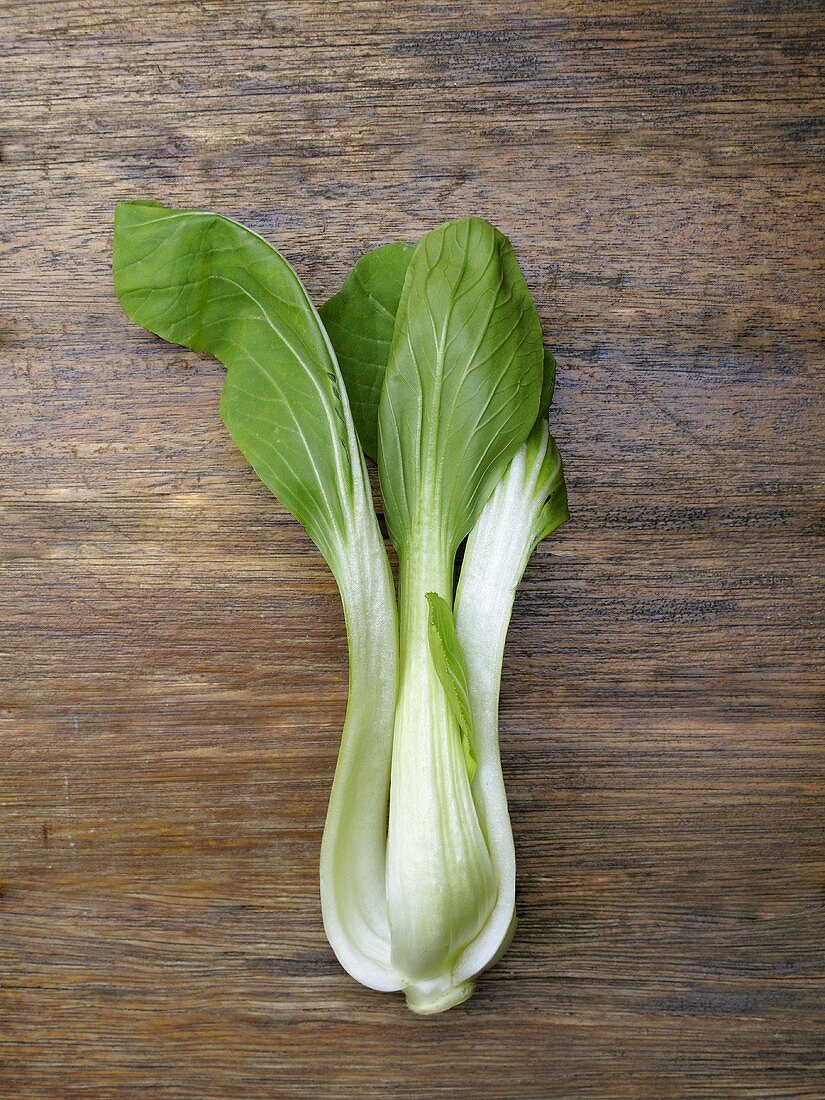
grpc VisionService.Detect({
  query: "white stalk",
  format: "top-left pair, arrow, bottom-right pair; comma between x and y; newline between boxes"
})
319,446 -> 401,991
386,531 -> 496,1013
453,421 -> 567,984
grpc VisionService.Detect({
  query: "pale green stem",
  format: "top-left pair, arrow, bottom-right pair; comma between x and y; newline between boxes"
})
319,493 -> 400,992
386,528 -> 497,1012
452,426 -> 559,984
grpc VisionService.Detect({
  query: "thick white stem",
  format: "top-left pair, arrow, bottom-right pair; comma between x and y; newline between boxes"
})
319,485 -> 400,992
386,531 -> 496,1010
452,427 -> 555,984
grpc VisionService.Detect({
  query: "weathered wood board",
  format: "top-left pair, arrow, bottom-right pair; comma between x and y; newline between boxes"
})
1,2 -> 823,1096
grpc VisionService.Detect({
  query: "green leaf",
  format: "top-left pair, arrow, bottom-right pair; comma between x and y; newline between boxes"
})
378,217 -> 544,551
319,241 -> 414,460
113,200 -> 366,569
425,592 -> 477,782
322,244 -> 557,471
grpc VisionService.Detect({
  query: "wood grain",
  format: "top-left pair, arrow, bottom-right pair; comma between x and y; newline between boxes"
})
1,2 -> 823,1097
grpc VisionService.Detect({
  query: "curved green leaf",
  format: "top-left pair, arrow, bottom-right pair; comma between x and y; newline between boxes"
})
425,591 -> 477,782
322,243 -> 558,472
378,217 -> 544,550
319,241 -> 414,460
113,199 -> 363,569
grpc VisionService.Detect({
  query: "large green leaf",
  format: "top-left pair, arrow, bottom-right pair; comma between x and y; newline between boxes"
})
322,242 -> 557,469
425,592 -> 477,782
113,200 -> 365,569
378,217 -> 544,550
319,241 -> 414,460
320,235 -> 566,558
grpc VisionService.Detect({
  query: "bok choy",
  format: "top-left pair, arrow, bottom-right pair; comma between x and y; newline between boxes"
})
113,201 -> 568,1014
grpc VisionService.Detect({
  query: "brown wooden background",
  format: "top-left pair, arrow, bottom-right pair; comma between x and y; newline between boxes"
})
1,2 -> 823,1097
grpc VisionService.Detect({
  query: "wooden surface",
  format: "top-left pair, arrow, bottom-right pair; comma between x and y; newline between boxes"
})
1,2 -> 823,1097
